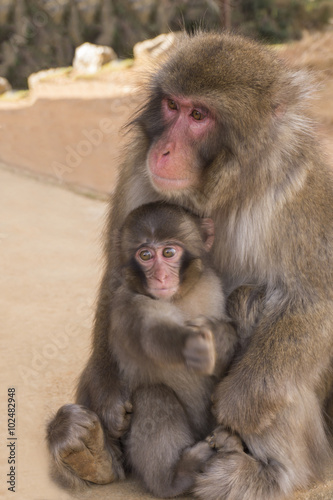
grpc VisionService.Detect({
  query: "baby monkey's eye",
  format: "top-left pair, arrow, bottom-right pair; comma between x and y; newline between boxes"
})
139,250 -> 153,261
163,247 -> 176,258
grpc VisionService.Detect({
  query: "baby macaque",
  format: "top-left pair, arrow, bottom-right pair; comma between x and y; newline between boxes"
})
110,202 -> 237,497
47,202 -> 237,498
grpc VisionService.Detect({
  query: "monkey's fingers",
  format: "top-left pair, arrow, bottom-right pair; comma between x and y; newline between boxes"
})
186,316 -> 214,333
110,400 -> 133,437
183,333 -> 216,374
206,426 -> 243,453
120,410 -> 132,434
124,400 -> 133,414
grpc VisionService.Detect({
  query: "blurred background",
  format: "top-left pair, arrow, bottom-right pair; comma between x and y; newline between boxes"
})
0,0 -> 332,89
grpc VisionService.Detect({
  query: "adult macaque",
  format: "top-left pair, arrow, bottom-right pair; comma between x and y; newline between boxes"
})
47,31 -> 333,500
48,202 -> 237,496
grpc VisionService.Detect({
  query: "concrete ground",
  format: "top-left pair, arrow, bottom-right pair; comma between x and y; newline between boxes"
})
0,164 -> 332,500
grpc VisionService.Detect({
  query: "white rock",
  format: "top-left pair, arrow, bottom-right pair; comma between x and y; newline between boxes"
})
133,33 -> 179,62
73,42 -> 117,74
0,77 -> 11,94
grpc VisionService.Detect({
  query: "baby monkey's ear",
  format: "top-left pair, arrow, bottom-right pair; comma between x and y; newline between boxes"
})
200,218 -> 215,251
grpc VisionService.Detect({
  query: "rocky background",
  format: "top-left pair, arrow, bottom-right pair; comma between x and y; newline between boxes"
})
0,0 -> 332,89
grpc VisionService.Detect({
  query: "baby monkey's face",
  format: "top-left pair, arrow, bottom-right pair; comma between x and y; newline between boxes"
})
135,241 -> 184,300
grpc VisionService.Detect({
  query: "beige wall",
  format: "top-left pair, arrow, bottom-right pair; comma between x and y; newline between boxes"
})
0,79 -> 141,195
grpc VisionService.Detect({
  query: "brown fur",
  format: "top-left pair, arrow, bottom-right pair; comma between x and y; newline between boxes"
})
47,31 -> 333,499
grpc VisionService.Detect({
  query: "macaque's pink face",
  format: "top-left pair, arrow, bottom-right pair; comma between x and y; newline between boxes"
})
147,97 -> 215,192
135,242 -> 184,299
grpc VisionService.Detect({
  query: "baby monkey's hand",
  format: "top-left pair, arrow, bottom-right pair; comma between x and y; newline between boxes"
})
183,317 -> 216,375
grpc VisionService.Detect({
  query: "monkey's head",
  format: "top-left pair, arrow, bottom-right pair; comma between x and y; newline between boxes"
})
119,202 -> 214,300
133,32 -> 311,212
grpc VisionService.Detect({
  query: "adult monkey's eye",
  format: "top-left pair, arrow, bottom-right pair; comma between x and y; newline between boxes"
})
167,99 -> 177,110
192,110 -> 203,120
163,247 -> 176,258
139,250 -> 153,261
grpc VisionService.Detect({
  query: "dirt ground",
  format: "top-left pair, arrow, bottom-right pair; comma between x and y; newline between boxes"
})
0,164 -> 332,500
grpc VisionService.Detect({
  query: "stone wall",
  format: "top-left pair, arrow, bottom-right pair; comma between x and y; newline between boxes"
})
0,71 -> 142,195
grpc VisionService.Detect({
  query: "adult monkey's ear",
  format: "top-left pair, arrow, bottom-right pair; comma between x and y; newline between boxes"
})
201,218 -> 215,251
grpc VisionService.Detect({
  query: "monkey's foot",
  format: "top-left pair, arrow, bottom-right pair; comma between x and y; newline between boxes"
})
184,440 -> 216,468
48,404 -> 122,484
206,426 -> 243,453
174,441 -> 216,491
